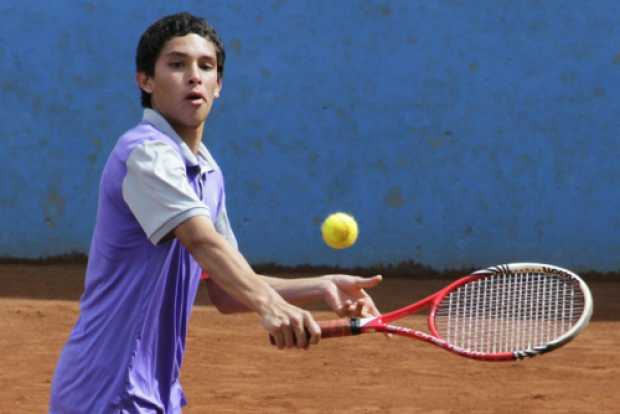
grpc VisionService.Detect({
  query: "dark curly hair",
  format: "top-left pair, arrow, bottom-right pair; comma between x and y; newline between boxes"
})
136,12 -> 226,108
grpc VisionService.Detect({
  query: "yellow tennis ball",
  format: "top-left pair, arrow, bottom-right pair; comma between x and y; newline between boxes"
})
321,212 -> 358,249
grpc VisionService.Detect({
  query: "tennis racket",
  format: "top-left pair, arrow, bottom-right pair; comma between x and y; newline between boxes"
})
318,263 -> 593,361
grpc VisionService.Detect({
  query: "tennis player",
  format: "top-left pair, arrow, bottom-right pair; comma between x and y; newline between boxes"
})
49,12 -> 382,413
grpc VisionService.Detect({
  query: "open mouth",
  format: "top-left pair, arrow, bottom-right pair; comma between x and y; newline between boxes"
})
186,91 -> 205,104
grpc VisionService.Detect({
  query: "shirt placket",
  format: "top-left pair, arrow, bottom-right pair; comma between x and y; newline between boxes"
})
197,172 -> 206,202
187,165 -> 203,200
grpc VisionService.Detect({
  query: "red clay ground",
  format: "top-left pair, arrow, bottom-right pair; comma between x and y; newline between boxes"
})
1,264 -> 618,413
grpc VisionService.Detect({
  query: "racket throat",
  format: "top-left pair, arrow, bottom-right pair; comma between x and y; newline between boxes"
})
347,318 -> 362,335
356,316 -> 380,333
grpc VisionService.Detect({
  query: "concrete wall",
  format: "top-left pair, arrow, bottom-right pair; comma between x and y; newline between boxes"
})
1,1 -> 619,271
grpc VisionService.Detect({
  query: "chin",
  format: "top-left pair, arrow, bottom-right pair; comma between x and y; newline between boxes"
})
187,112 -> 209,127
173,111 -> 208,129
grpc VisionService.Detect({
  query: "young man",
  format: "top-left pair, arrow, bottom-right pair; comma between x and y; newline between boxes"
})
49,12 -> 382,413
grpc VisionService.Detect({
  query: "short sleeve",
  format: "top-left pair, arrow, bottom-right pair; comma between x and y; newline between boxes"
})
122,139 -> 210,245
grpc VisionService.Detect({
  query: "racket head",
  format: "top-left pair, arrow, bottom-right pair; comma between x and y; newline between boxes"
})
428,263 -> 593,360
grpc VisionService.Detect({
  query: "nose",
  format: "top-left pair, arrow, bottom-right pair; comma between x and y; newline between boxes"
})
187,63 -> 202,85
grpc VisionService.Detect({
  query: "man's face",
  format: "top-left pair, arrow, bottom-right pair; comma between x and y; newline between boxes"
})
138,33 -> 222,132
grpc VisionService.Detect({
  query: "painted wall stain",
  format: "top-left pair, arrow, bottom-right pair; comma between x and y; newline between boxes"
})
57,33 -> 69,49
362,2 -> 392,17
369,160 -> 387,173
81,1 -> 96,13
593,87 -> 605,98
527,19 -> 545,33
560,71 -> 576,85
87,137 -> 102,164
325,175 -> 349,203
251,138 -> 263,152
335,108 -> 348,120
427,136 -> 445,150
229,38 -> 241,55
271,0 -> 287,12
43,189 -> 65,228
32,96 -> 43,113
385,187 -> 404,208
1,80 -> 17,94
244,179 -> 262,196
307,152 -> 318,165
379,4 -> 391,16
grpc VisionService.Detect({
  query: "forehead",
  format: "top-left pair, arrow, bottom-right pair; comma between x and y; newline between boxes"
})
159,33 -> 217,59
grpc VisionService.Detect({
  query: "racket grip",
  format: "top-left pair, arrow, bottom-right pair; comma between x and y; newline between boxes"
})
318,318 -> 359,338
268,318 -> 361,345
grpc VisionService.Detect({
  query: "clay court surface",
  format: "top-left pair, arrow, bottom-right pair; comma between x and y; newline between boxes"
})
1,264 -> 618,413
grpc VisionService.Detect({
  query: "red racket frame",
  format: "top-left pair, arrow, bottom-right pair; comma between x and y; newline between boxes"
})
267,263 -> 592,361
319,274 -> 516,361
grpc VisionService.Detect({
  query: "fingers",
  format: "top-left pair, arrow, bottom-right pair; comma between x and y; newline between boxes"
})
359,291 -> 381,316
266,309 -> 319,350
335,299 -> 353,317
291,315 -> 308,349
353,274 -> 383,289
339,297 -> 377,318
304,312 -> 321,346
323,284 -> 346,315
324,274 -> 382,311
270,331 -> 285,349
283,322 -> 295,348
354,300 -> 365,316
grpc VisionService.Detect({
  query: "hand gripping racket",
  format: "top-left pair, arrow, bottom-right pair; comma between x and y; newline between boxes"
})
319,263 -> 593,361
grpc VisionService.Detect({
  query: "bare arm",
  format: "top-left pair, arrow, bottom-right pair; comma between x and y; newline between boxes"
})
207,272 -> 382,317
206,275 -> 326,312
175,215 -> 320,349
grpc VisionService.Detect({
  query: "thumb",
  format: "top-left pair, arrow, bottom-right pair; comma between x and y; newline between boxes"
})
355,274 -> 383,289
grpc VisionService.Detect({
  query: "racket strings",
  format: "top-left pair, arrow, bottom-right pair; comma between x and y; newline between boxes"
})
434,272 -> 585,354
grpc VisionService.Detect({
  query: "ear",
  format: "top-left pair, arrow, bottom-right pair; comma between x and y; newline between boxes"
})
214,78 -> 223,99
136,72 -> 154,94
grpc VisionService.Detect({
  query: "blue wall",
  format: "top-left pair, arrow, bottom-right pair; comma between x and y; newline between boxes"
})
1,1 -> 619,271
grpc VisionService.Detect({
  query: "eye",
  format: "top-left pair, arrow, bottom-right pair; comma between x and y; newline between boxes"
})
200,63 -> 214,71
169,61 -> 184,69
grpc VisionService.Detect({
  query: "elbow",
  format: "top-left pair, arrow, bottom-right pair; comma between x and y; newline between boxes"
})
209,294 -> 238,314
215,304 -> 238,315
183,233 -> 218,257
175,216 -> 223,258
205,279 -> 248,314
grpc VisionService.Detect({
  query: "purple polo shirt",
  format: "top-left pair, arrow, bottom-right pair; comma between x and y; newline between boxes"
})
50,109 -> 237,413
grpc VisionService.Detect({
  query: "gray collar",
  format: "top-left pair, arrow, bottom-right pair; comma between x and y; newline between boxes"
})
142,108 -> 216,174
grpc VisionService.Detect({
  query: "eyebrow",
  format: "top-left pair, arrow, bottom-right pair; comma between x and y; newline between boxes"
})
164,51 -> 216,61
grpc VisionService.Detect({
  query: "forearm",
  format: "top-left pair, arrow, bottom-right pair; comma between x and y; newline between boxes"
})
175,212 -> 322,349
194,244 -> 267,311
258,274 -> 329,306
176,216 -> 277,314
206,274 -> 330,313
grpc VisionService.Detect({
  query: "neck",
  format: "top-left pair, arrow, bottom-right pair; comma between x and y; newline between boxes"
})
150,105 -> 205,154
171,123 -> 204,154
